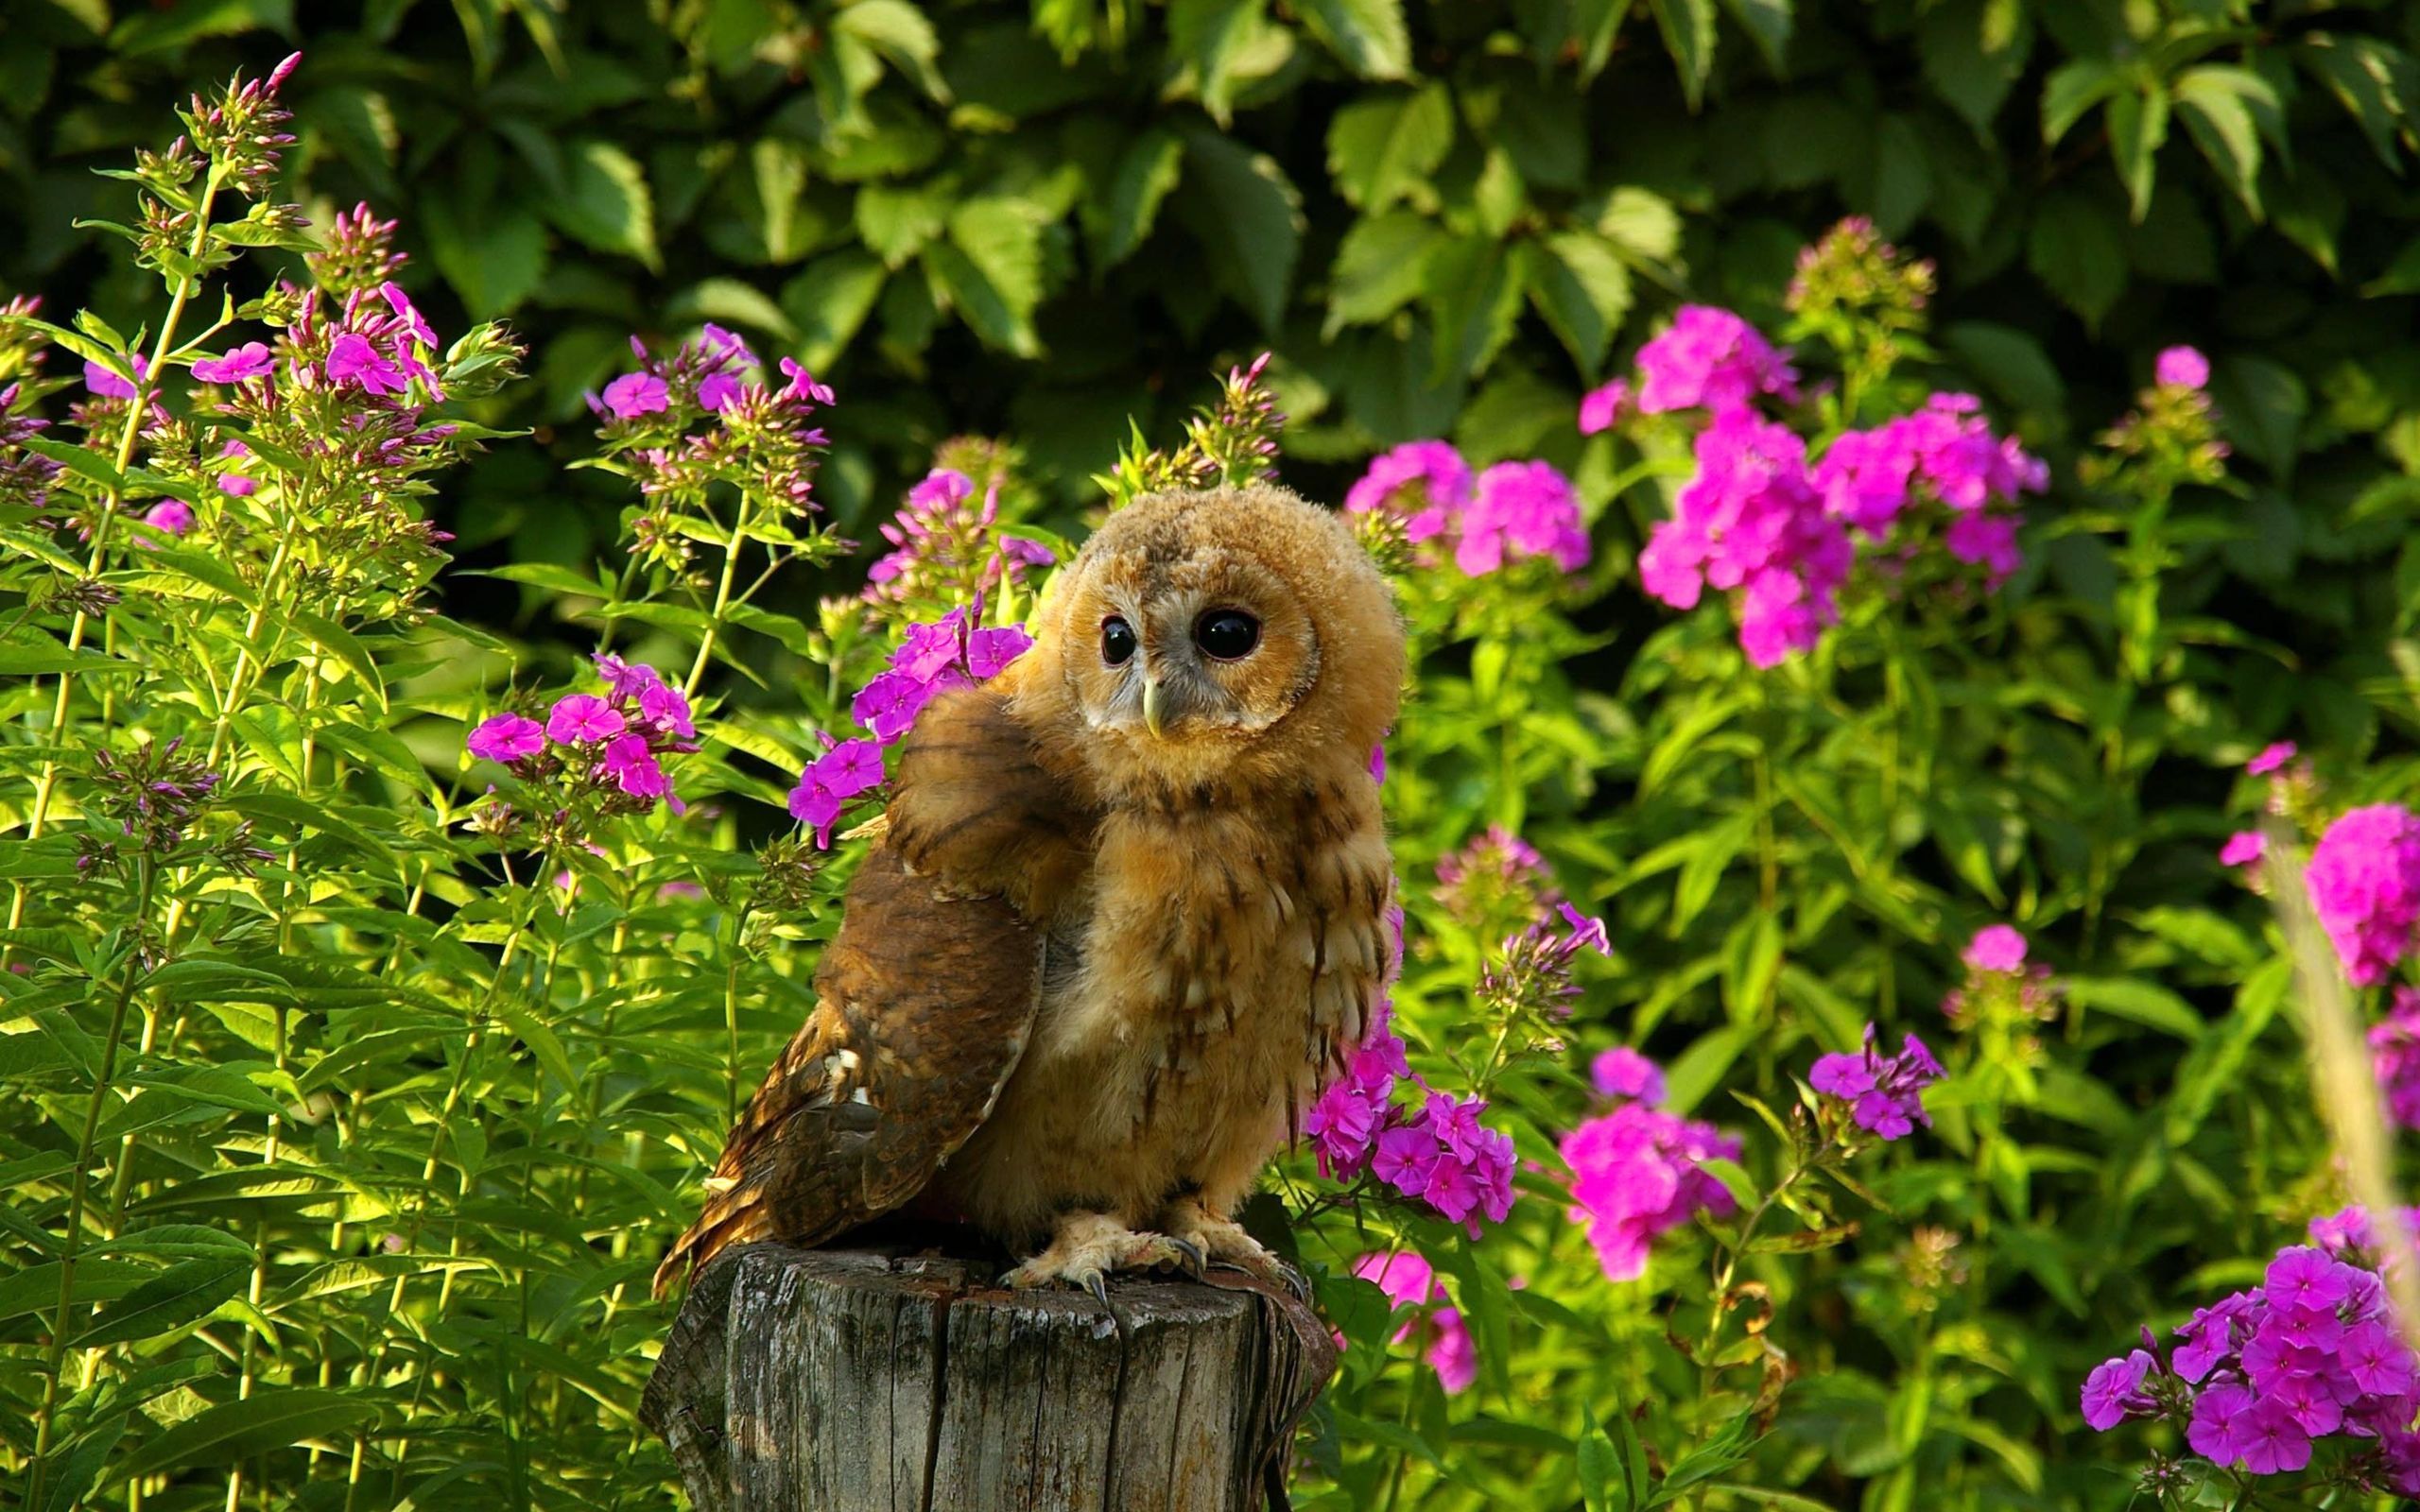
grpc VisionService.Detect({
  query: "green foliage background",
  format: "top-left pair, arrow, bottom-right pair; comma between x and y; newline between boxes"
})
6,0 -> 2420,1510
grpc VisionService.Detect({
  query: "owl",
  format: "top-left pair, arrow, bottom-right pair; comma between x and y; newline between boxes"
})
653,484 -> 1404,1298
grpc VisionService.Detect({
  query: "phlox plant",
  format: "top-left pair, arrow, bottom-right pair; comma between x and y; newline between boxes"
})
7,49 -> 2420,1512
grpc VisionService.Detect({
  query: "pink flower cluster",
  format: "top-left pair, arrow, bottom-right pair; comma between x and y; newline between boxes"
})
2083,1230 -> 2420,1490
465,654 -> 699,809
2371,988 -> 2420,1130
1560,1048 -> 1739,1280
1434,823 -> 1562,925
1809,1024 -> 1943,1141
848,605 -> 1034,747
786,739 -> 885,845
2156,345 -> 2212,391
1343,442 -> 1589,576
864,467 -> 1053,610
1307,981 -> 1519,1237
1352,1251 -> 1477,1394
1638,409 -> 1851,667
1812,393 -> 2047,586
2307,803 -> 2420,986
1594,295 -> 2045,666
1942,924 -> 2058,1027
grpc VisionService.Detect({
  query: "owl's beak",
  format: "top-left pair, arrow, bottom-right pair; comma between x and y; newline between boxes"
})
1141,675 -> 1166,738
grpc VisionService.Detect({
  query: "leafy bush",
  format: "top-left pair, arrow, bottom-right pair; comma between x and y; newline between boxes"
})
3,4 -> 2420,1512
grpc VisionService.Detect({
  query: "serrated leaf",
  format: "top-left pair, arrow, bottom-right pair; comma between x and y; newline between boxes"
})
2173,65 -> 2274,216
1178,130 -> 1303,333
2106,85 -> 2169,221
665,277 -> 795,342
1649,0 -> 1718,109
545,141 -> 659,270
1426,237 -> 1523,382
856,182 -> 948,268
1090,128 -> 1184,267
1523,231 -> 1633,373
1168,0 -> 1268,126
1326,211 -> 1446,335
2025,191 -> 2126,328
2040,58 -> 2123,146
780,251 -> 889,371
1598,186 -> 1681,264
1326,85 -> 1454,213
2297,33 -> 2419,172
1301,0 -> 1410,79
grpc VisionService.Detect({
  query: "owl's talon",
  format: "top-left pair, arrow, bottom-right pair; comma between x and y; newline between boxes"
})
1166,1236 -> 1208,1279
1083,1271 -> 1111,1308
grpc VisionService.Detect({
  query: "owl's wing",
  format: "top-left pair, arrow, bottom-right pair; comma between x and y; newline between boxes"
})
649,844 -> 1044,1296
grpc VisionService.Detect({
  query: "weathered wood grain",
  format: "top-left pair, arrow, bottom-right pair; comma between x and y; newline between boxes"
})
640,1241 -> 1323,1512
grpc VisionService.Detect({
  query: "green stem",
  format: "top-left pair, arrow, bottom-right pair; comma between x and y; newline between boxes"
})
8,167 -> 223,939
683,506 -> 750,698
26,856 -> 161,1508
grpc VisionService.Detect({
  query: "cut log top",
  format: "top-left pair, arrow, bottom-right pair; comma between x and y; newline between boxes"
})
640,1241 -> 1330,1512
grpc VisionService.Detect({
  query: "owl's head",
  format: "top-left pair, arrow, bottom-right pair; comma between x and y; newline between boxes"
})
1012,486 -> 1404,799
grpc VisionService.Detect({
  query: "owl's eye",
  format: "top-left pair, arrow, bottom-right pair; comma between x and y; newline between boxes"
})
1195,609 -> 1261,661
1100,615 -> 1138,666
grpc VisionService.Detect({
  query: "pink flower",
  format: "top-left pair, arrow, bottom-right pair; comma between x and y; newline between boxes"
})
1809,1024 -> 1941,1142
1351,1252 -> 1477,1394
380,284 -> 440,349
1590,1046 -> 1666,1105
1963,925 -> 2028,973
600,734 -> 669,799
83,356 -> 143,400
786,738 -> 889,841
698,372 -> 742,411
2221,831 -> 2266,869
1561,1102 -> 1739,1280
1634,306 -> 1798,415
467,713 -> 545,764
780,357 -> 836,404
2371,988 -> 2420,1130
2248,742 -> 2296,776
546,694 -> 627,745
1642,408 -> 1850,666
1456,461 -> 1588,576
1578,380 -> 1631,436
2081,1349 -> 2156,1431
216,438 -> 255,497
326,332 -> 407,396
637,680 -> 696,738
2156,346 -> 2211,390
2306,803 -> 2420,986
599,371 -> 668,419
966,626 -> 1033,680
192,343 -> 274,385
139,500 -> 194,540
1344,440 -> 1472,544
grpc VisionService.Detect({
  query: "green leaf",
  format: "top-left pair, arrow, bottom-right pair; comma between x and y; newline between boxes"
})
1719,0 -> 1791,72
1089,129 -> 1185,268
2025,190 -> 2127,328
1578,1421 -> 1630,1512
283,608 -> 389,712
1940,321 -> 2066,420
2106,84 -> 2169,222
1918,0 -> 2031,134
1522,231 -> 1634,373
2172,65 -> 2275,216
70,1257 -> 250,1347
1425,236 -> 1523,382
0,644 -> 126,677
1326,85 -> 1454,213
1649,0 -> 1718,109
780,251 -> 889,372
2040,58 -> 2122,146
1178,130 -> 1304,333
2212,353 -> 2307,482
935,198 -> 1048,355
545,141 -> 660,270
2065,975 -> 2204,1040
109,1389 -> 376,1485
1300,0 -> 1410,79
1168,0 -> 1268,126
834,0 -> 946,98
1326,211 -> 1445,334
1597,186 -> 1682,265
2297,34 -> 2419,172
665,277 -> 796,342
856,182 -> 949,269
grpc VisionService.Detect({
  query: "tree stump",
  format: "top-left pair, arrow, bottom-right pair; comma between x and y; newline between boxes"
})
640,1239 -> 1333,1512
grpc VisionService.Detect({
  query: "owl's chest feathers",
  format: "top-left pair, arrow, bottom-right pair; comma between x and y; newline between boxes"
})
1029,781 -> 1392,1108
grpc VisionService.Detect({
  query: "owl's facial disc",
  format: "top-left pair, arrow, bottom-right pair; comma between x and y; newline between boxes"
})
1071,558 -> 1316,744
